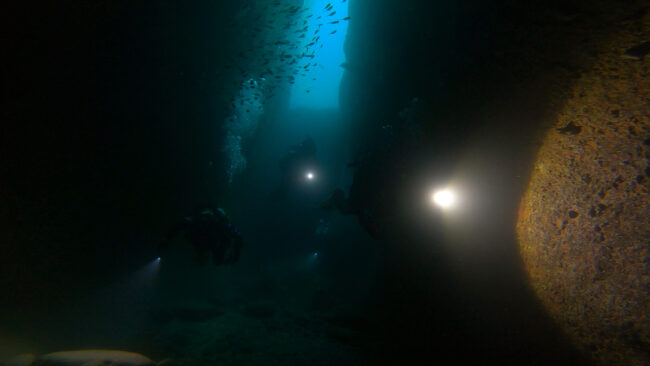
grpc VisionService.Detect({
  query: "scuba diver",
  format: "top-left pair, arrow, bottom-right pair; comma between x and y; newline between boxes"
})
320,147 -> 400,241
321,154 -> 405,240
320,167 -> 389,241
321,98 -> 424,240
159,207 -> 243,265
272,137 -> 319,199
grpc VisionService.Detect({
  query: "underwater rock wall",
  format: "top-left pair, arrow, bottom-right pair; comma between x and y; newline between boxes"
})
517,14 -> 650,366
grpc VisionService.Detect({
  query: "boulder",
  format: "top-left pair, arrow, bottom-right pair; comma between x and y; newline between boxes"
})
30,350 -> 155,366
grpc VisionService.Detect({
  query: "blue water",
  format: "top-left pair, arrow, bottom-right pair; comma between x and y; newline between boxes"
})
289,0 -> 349,110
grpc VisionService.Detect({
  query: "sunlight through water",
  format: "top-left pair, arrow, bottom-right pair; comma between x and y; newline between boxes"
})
289,0 -> 349,109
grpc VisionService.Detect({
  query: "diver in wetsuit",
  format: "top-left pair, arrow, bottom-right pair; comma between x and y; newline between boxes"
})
322,99 -> 424,240
273,137 -> 319,199
159,207 -> 243,265
320,162 -> 389,240
321,145 -> 400,241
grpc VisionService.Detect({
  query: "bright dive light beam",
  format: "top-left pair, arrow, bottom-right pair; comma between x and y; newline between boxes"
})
432,189 -> 456,208
306,171 -> 315,180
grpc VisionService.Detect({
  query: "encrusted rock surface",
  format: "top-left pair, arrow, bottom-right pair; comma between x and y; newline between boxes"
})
517,15 -> 650,365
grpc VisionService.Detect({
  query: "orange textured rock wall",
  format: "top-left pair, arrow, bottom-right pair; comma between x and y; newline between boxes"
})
517,18 -> 650,366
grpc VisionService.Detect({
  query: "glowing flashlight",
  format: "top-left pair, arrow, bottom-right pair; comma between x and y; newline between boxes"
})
432,189 -> 456,209
305,171 -> 315,180
155,257 -> 161,262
